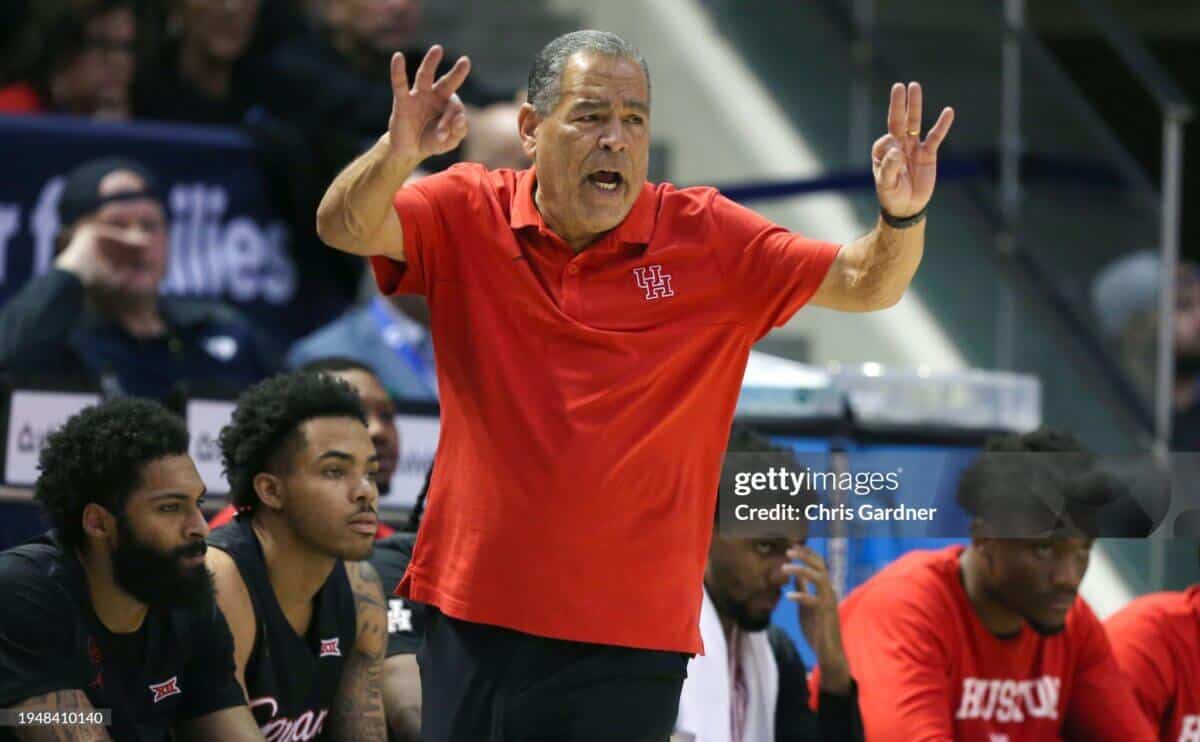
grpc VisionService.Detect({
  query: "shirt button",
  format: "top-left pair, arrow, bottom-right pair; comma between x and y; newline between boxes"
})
567,265 -> 580,276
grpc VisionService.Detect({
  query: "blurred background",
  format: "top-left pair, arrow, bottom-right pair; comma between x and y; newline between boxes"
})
1,0 -> 1198,657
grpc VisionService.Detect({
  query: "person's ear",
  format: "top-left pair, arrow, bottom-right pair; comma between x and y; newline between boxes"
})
253,472 -> 285,512
81,503 -> 118,548
517,103 -> 540,160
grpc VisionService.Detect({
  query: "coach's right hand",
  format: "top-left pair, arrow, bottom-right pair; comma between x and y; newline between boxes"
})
387,46 -> 472,163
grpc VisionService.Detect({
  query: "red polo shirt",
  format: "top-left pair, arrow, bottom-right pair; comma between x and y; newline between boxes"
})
371,163 -> 839,652
1106,586 -> 1200,741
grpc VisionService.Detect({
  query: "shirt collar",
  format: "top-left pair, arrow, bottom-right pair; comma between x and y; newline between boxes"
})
510,166 -> 657,246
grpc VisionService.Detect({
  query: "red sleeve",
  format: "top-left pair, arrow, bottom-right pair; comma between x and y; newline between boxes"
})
370,165 -> 482,297
1064,603 -> 1158,741
208,504 -> 237,530
708,192 -> 841,341
1105,600 -> 1176,738
830,578 -> 956,742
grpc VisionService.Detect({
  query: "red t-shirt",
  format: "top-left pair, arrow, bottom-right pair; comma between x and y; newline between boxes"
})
819,545 -> 1155,741
1106,586 -> 1200,741
371,163 -> 839,652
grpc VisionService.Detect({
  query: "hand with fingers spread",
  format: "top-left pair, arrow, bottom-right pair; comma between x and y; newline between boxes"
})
386,45 -> 472,163
872,82 -> 955,220
783,544 -> 852,694
54,221 -> 152,294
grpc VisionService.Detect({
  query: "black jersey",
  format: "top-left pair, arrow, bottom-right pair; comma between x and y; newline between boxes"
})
208,518 -> 357,741
0,532 -> 246,742
366,531 -> 426,656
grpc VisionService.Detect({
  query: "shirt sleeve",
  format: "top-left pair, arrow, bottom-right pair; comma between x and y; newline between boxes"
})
175,604 -> 247,721
1104,602 -> 1175,737
708,192 -> 841,341
827,578 -> 956,742
368,534 -> 424,657
1064,604 -> 1158,741
0,556 -> 88,706
769,626 -> 863,742
370,165 -> 482,298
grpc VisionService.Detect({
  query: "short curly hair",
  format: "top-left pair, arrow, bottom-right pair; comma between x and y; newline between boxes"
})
34,398 -> 189,551
219,371 -> 367,515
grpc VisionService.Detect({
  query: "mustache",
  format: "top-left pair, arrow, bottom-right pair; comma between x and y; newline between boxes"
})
173,541 -> 207,560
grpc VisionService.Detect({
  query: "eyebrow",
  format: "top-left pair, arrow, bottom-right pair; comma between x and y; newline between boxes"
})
316,451 -> 381,464
569,99 -> 650,115
148,488 -> 206,502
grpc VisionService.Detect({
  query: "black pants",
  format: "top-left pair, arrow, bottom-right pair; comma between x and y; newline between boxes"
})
417,607 -> 689,741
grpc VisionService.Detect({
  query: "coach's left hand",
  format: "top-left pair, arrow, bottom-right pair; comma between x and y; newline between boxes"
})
784,544 -> 852,695
872,82 -> 955,219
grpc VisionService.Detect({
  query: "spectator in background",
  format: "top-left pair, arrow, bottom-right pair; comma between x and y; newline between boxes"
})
1092,250 -> 1200,449
0,0 -> 136,118
287,292 -> 437,402
673,426 -> 862,742
824,428 -> 1154,741
0,157 -> 278,402
1105,548 -> 1200,742
134,0 -> 267,125
261,0 -> 516,176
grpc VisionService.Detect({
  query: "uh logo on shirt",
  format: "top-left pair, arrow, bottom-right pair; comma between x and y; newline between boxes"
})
1180,714 -> 1200,742
955,676 -> 1062,724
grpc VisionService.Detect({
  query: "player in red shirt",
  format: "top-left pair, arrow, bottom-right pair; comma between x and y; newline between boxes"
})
1106,552 -> 1200,742
316,29 -> 954,740
821,429 -> 1156,741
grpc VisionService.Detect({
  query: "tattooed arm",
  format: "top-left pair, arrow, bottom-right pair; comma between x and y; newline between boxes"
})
327,561 -> 388,742
9,690 -> 112,741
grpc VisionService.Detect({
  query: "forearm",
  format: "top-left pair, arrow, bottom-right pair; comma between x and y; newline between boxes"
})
316,133 -> 419,256
844,216 -> 925,309
815,681 -> 864,742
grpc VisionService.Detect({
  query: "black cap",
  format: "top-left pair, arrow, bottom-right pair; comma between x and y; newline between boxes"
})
57,157 -> 164,227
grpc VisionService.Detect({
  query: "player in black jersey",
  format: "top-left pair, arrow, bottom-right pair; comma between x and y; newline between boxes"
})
207,372 -> 387,741
0,398 -> 260,741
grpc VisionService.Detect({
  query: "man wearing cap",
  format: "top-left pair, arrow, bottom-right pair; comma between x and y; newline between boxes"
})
0,157 -> 278,401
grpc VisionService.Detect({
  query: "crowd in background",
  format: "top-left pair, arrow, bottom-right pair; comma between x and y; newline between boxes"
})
0,0 -> 524,407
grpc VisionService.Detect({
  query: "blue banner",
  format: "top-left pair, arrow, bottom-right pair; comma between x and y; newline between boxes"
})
0,114 -> 347,341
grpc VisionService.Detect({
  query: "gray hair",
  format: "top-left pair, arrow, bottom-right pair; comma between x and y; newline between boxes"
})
527,30 -> 650,116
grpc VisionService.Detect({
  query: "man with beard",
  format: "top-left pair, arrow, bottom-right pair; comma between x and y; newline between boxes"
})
206,372 -> 387,741
0,398 -> 259,741
208,357 -> 401,539
673,426 -> 862,742
823,428 -> 1154,741
1105,547 -> 1200,741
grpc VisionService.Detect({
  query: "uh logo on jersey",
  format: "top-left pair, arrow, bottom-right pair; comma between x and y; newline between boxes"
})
955,676 -> 1062,724
632,265 -> 674,301
1180,715 -> 1200,742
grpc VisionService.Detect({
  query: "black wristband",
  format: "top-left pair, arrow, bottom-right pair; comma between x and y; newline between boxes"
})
880,205 -> 927,229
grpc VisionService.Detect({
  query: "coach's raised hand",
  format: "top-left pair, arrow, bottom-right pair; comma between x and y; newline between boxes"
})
316,45 -> 471,260
387,46 -> 471,161
872,82 -> 954,219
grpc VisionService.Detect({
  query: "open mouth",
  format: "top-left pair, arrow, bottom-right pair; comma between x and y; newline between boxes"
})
587,170 -> 624,192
